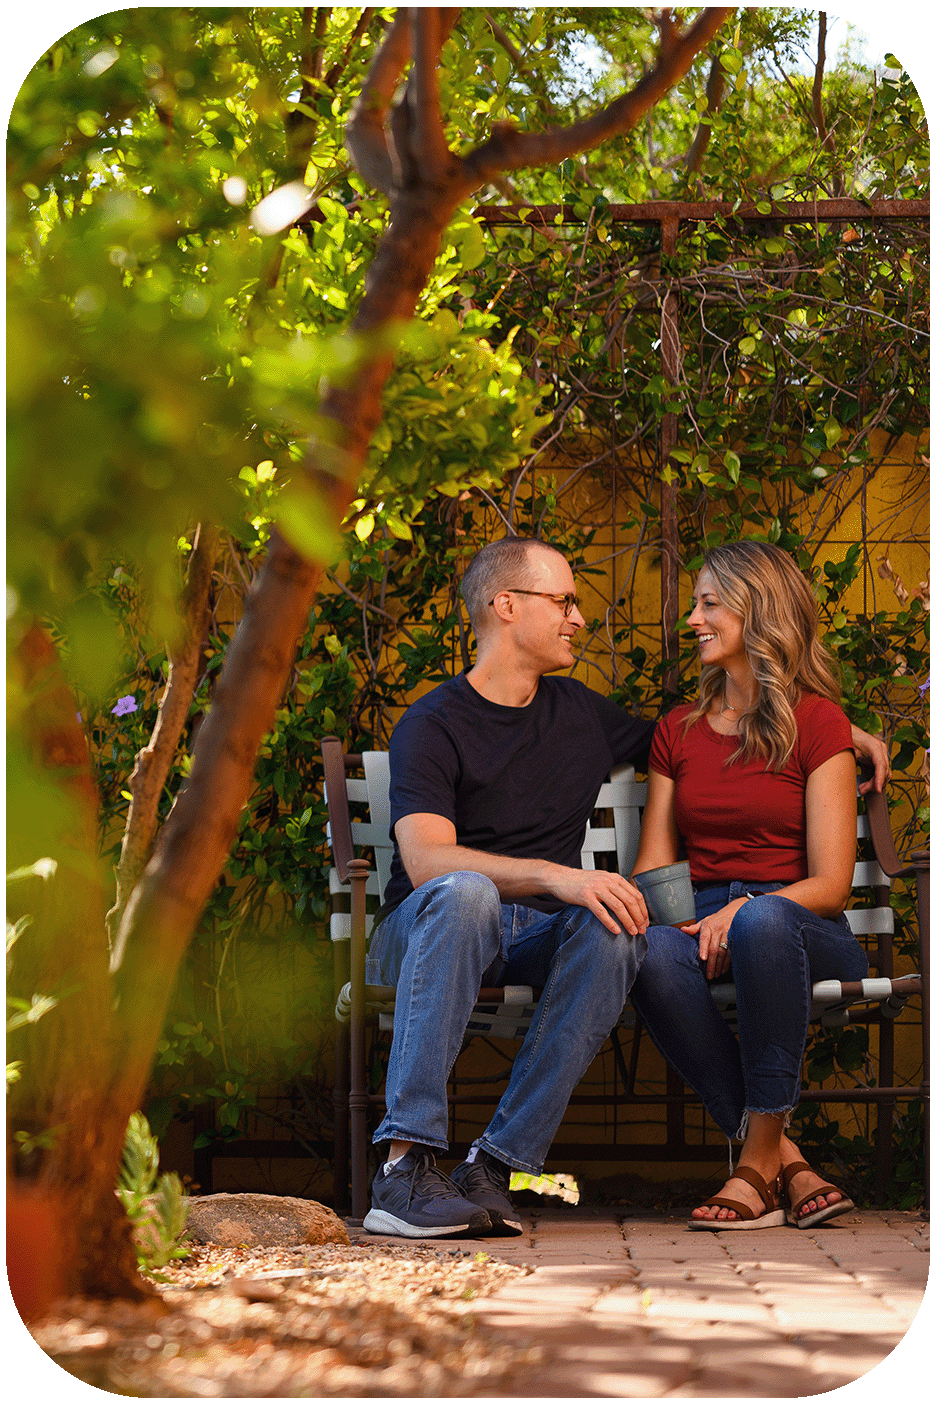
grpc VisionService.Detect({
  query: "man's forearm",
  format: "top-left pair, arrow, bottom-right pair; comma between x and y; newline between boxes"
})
401,842 -> 650,936
404,842 -> 558,903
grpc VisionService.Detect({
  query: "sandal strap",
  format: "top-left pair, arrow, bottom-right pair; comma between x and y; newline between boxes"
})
789,1181 -> 842,1219
697,1165 -> 779,1221
701,1193 -> 757,1221
780,1160 -> 813,1193
781,1161 -> 843,1217
730,1165 -> 778,1211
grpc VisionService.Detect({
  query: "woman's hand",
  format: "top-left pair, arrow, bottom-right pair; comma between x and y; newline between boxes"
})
849,723 -> 890,794
682,898 -> 748,979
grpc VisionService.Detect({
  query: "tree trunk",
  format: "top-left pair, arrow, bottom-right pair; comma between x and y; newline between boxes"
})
7,628 -> 149,1305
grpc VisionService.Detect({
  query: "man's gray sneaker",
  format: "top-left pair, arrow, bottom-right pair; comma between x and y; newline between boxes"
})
363,1147 -> 493,1238
450,1149 -> 523,1236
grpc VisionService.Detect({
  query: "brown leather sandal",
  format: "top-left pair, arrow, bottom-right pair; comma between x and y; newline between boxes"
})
687,1165 -> 787,1231
781,1160 -> 854,1229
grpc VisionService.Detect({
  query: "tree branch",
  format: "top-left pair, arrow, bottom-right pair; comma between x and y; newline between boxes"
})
686,50 -> 725,175
346,10 -> 413,195
812,12 -> 830,149
409,7 -> 454,185
104,524 -> 219,946
289,9 -> 382,177
462,8 -> 730,185
324,7 -> 378,90
108,517 -> 350,1066
656,7 -> 679,61
310,6 -> 330,83
485,14 -> 526,71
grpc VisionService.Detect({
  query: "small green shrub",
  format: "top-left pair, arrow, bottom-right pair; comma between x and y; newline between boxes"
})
117,1111 -> 192,1275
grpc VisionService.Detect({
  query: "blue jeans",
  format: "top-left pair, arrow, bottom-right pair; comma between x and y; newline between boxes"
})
365,870 -> 647,1174
629,882 -> 869,1138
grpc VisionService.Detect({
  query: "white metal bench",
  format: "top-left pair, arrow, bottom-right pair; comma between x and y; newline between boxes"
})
322,736 -> 926,1223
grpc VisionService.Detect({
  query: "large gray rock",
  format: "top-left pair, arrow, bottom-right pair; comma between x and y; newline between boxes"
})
186,1193 -> 350,1248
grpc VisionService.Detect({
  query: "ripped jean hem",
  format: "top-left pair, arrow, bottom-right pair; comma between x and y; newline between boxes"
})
735,1105 -> 795,1142
728,1107 -> 795,1171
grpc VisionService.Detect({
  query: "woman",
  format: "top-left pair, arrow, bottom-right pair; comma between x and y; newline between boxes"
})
630,541 -> 868,1230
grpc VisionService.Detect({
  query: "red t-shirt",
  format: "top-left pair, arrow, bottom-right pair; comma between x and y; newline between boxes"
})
649,692 -> 854,883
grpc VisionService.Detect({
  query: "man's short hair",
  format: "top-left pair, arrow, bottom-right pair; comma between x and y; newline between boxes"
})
460,537 -> 566,635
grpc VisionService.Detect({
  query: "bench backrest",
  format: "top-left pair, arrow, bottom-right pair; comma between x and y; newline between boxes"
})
324,748 -> 894,953
325,756 -> 644,946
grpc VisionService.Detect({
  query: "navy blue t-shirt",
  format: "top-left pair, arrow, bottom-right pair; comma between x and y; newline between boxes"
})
381,672 -> 654,915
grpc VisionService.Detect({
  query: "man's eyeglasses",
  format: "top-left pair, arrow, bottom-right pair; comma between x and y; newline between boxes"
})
488,589 -> 580,617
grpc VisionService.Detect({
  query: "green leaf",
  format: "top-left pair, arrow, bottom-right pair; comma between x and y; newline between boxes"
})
371,421 -> 393,453
447,213 -> 487,271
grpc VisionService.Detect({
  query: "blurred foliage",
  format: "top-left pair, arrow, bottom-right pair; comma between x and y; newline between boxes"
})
6,860 -> 62,1099
7,9 -> 928,1188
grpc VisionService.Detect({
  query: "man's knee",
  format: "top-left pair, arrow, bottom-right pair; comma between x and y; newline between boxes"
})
419,870 -> 501,922
568,907 -> 647,978
639,922 -> 694,974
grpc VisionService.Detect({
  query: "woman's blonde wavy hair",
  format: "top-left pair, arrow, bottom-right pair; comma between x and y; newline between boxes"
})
683,541 -> 842,770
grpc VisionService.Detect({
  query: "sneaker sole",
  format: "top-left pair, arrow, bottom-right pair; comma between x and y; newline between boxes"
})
363,1207 -> 492,1238
485,1211 -> 523,1236
460,1201 -> 523,1235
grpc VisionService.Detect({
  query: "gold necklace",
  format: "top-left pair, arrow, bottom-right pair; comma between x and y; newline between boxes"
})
721,688 -> 750,715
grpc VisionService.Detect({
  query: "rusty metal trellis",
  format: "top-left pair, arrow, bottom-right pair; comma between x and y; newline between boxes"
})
475,199 -> 930,687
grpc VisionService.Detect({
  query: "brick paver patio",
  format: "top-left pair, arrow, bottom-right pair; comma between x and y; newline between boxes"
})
367,1202 -> 929,1397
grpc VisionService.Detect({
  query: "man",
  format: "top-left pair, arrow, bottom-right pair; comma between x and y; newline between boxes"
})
362,537 -> 889,1238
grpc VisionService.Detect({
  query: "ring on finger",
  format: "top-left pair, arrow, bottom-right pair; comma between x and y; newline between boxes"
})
719,941 -> 729,950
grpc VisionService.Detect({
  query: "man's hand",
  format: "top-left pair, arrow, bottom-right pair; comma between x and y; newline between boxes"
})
850,724 -> 890,795
544,869 -> 649,937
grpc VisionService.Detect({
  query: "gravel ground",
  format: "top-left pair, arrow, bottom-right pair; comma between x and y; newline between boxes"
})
30,1239 -> 538,1398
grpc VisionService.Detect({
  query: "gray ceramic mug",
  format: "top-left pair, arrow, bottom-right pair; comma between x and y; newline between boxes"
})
632,861 -> 695,926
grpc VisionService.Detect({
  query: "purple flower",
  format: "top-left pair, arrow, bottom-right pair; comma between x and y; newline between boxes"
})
920,677 -> 930,696
111,695 -> 138,717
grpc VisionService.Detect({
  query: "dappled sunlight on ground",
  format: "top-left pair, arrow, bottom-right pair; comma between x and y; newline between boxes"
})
509,1170 -> 579,1203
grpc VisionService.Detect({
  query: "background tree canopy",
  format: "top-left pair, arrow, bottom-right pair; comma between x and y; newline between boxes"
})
6,7 -> 929,1300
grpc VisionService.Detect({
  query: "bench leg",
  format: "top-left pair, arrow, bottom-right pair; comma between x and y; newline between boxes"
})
912,850 -> 929,1212
349,859 -> 370,1226
332,1018 -> 350,1217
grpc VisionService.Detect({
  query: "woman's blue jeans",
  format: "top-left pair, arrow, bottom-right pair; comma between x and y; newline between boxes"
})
365,870 -> 647,1174
629,882 -> 869,1139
